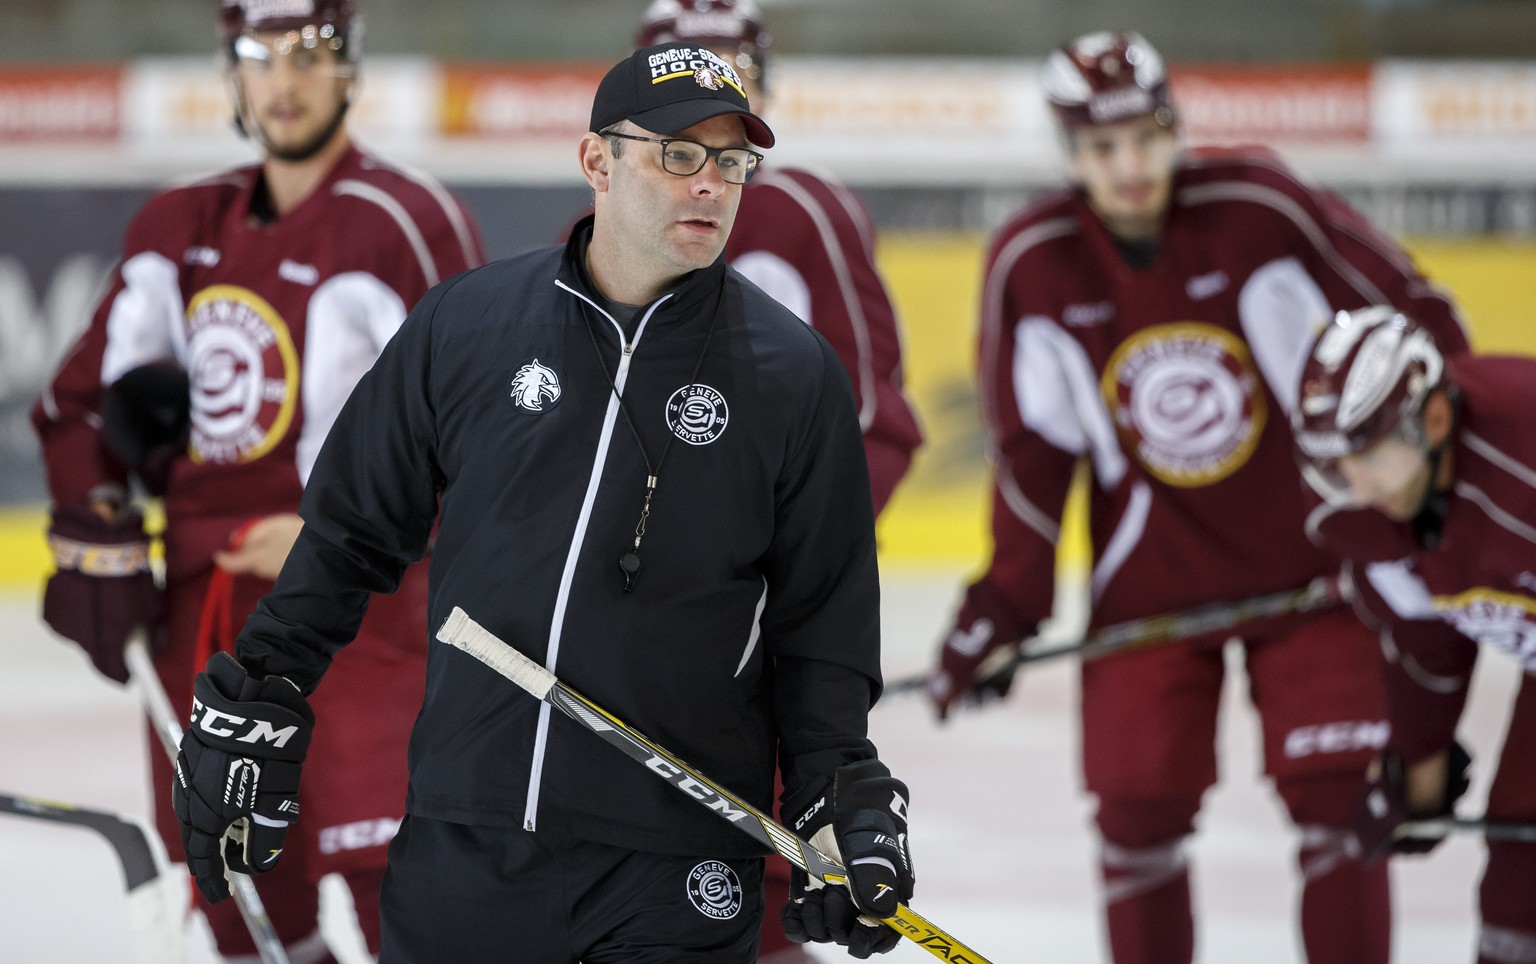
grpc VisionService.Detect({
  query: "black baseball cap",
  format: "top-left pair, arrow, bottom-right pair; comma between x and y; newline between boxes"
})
590,41 -> 775,148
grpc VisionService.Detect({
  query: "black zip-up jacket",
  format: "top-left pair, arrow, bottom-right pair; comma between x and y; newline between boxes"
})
236,219 -> 884,856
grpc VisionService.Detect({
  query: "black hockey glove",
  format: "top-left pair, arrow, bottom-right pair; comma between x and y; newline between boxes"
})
1354,741 -> 1471,862
173,652 -> 313,903
781,759 -> 915,959
101,361 -> 190,496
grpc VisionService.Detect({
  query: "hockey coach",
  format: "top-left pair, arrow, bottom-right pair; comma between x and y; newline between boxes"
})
171,40 -> 917,962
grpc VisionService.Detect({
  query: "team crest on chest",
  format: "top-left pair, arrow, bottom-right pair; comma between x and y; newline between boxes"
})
509,359 -> 562,413
1101,322 -> 1267,487
184,285 -> 299,464
666,384 -> 729,445
1433,589 -> 1536,667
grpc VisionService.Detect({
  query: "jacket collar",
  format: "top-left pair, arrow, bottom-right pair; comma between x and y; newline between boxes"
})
557,215 -> 728,332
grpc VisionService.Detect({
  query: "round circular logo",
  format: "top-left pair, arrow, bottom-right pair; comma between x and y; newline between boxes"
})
686,860 -> 743,920
666,384 -> 729,445
1101,323 -> 1266,487
184,285 -> 299,464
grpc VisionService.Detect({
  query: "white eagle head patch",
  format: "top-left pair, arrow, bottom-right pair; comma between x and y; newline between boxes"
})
510,359 -> 561,413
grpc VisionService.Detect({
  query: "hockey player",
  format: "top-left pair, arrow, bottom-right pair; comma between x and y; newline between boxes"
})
927,30 -> 1470,964
636,0 -> 922,519
31,1 -> 483,958
635,3 -> 923,959
170,41 -> 915,961
1296,307 -> 1536,964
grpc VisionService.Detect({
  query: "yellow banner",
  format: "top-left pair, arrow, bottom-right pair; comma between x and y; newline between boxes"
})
4,236 -> 1534,588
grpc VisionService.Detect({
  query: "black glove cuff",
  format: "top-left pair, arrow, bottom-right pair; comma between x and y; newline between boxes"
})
834,759 -> 905,815
785,777 -> 834,839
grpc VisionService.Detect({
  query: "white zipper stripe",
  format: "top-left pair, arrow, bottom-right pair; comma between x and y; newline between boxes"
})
523,280 -> 670,831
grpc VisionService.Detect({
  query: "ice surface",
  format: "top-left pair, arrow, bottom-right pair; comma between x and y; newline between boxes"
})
1,570 -> 1512,963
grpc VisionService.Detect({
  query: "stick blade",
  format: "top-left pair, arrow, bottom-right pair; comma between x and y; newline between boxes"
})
436,607 -> 556,700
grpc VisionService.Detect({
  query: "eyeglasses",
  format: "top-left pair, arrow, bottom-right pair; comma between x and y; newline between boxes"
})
604,131 -> 763,185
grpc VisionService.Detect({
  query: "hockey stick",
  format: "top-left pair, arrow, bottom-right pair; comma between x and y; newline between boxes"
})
885,576 -> 1343,697
0,792 -> 183,963
1398,817 -> 1536,844
125,636 -> 292,964
435,607 -> 997,964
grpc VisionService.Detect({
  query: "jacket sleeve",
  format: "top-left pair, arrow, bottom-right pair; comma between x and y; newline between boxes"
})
760,332 -> 884,800
31,206 -> 185,507
235,277 -> 454,692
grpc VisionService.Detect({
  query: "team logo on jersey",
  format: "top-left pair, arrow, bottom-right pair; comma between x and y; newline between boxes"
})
1433,589 -> 1536,667
686,860 -> 743,920
184,285 -> 299,465
666,384 -> 729,445
509,359 -> 562,413
1101,322 -> 1267,487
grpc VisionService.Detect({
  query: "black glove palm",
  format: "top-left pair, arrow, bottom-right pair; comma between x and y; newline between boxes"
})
782,760 -> 915,959
173,652 -> 313,903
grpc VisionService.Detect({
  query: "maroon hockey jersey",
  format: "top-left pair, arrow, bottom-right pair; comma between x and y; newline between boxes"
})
1310,355 -> 1536,759
726,167 -> 922,514
33,146 -> 484,580
972,148 -> 1468,632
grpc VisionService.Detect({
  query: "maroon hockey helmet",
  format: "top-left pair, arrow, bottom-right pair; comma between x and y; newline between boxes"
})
1043,31 -> 1174,129
221,0 -> 362,63
636,0 -> 771,85
1292,307 -> 1447,505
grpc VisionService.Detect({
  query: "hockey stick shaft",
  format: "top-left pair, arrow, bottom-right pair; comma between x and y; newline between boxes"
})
436,607 -> 996,964
1398,817 -> 1536,843
125,636 -> 292,964
886,576 -> 1343,696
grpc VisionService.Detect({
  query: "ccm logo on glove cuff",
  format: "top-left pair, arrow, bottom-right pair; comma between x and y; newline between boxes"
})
48,535 -> 150,577
193,699 -> 302,747
794,794 -> 826,831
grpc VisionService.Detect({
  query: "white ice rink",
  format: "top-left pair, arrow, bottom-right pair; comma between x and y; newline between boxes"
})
1,568 -> 1521,963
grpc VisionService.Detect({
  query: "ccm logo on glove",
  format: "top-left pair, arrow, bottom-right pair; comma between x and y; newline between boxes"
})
193,701 -> 303,747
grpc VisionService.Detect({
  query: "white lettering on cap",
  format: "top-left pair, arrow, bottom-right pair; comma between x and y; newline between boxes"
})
647,47 -> 741,87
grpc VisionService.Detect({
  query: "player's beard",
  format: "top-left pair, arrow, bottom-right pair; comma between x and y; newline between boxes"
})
258,100 -> 351,163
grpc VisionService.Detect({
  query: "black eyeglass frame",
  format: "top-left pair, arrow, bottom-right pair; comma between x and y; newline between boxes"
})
602,130 -> 764,184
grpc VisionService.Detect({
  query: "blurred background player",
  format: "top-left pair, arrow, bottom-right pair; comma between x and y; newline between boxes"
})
1296,307 -> 1536,964
30,0 -> 483,959
636,0 -> 923,520
927,30 -> 1470,964
634,4 -> 923,960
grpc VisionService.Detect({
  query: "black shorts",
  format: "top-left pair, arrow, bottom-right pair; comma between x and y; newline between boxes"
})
379,815 -> 766,962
